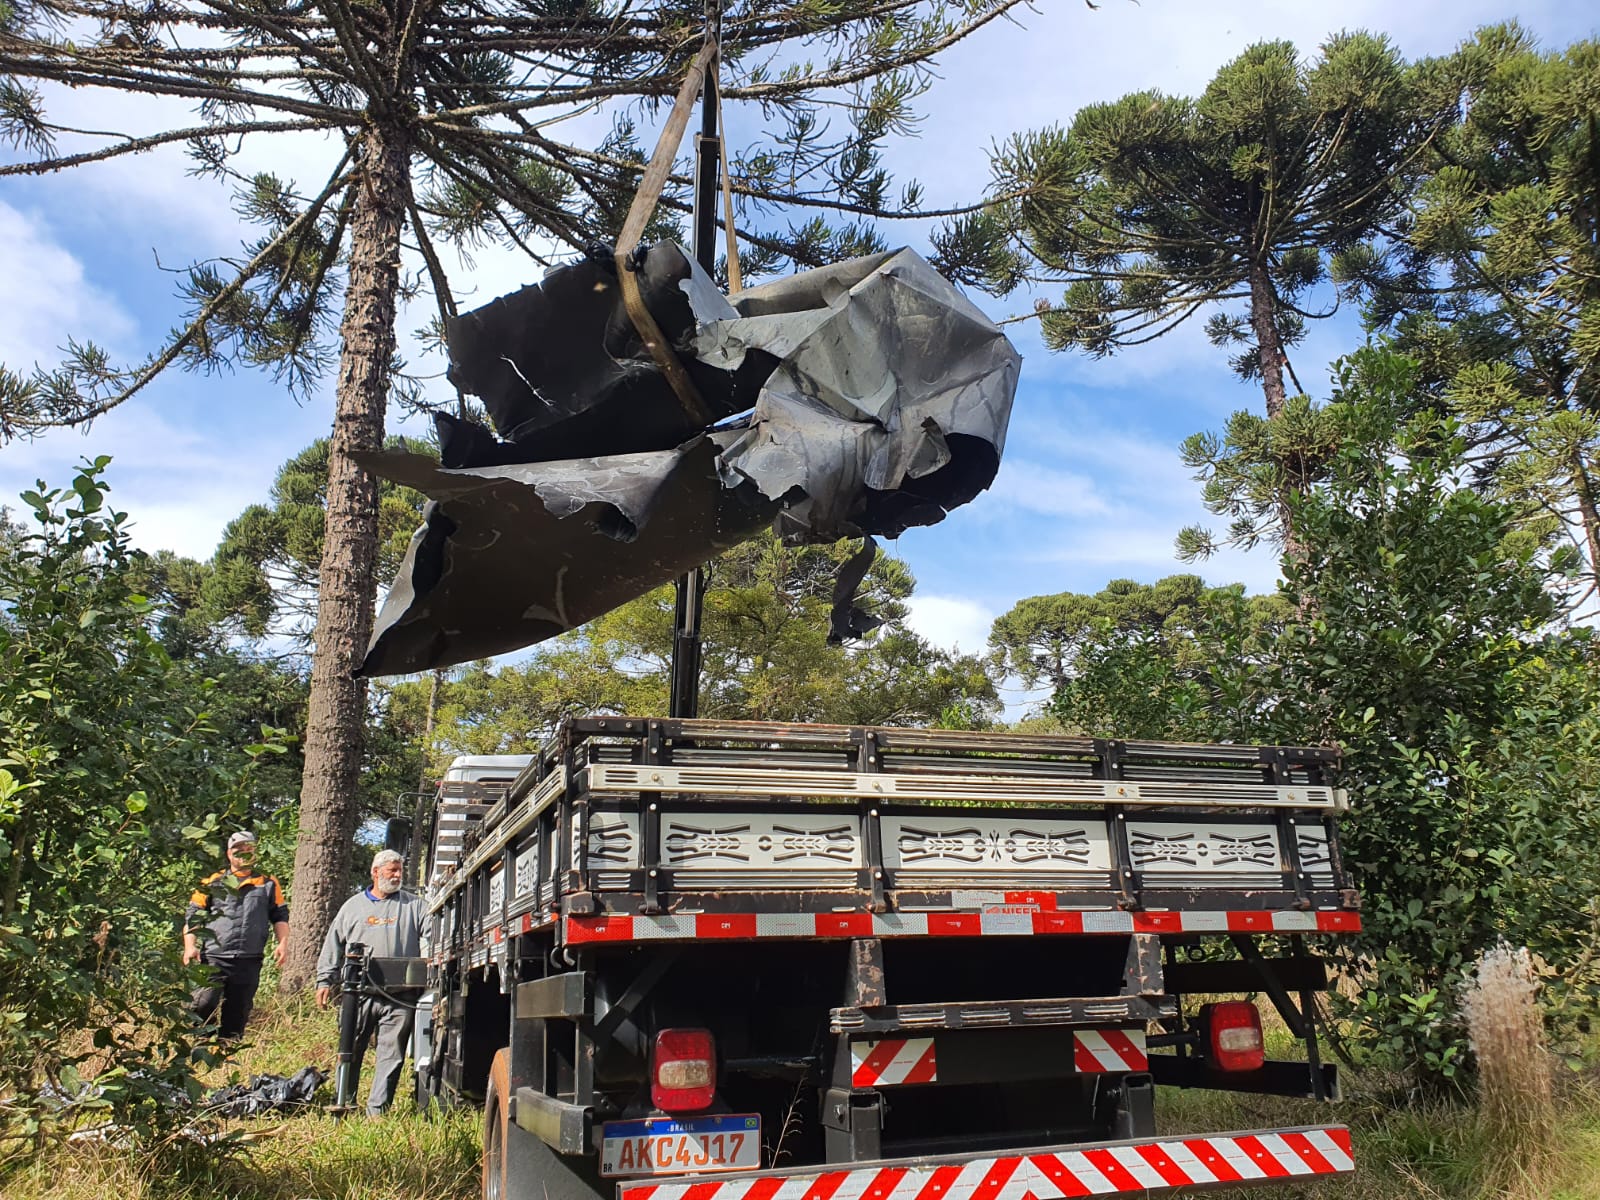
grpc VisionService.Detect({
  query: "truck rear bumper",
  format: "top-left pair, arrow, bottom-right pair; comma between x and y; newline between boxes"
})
614,1126 -> 1354,1200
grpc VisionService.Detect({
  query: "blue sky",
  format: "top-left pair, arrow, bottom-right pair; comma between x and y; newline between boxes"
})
2,0 -> 1595,708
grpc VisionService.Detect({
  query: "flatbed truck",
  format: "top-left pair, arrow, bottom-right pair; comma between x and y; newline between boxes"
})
403,717 -> 1360,1199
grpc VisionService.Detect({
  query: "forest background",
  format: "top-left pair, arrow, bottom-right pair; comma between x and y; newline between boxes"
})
1,0 -> 1598,1191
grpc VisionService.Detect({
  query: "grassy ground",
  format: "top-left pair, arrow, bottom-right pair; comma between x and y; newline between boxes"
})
6,991 -> 481,1200
7,994 -> 1598,1200
1156,1072 -> 1600,1200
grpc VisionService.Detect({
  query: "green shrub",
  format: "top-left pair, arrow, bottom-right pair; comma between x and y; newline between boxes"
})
0,461 -> 285,1164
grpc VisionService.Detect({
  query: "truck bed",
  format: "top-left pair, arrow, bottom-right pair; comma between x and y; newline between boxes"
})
425,719 -> 1359,970
411,719 -> 1360,1200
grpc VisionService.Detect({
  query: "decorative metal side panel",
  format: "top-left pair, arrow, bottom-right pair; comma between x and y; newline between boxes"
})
882,814 -> 1112,887
512,835 -> 541,902
659,811 -> 862,889
1295,822 -> 1337,888
487,863 -> 505,917
589,811 -> 641,891
1124,820 -> 1283,886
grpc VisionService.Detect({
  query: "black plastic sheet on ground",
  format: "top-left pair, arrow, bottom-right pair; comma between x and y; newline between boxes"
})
358,244 -> 1021,677
203,1066 -> 326,1117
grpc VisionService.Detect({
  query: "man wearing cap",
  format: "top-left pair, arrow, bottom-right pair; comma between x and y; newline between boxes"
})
183,831 -> 289,1040
315,848 -> 422,1114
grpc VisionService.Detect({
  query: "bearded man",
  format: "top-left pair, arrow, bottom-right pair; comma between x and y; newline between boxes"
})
315,848 -> 422,1114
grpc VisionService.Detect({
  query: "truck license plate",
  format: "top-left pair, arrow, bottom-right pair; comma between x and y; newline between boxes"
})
600,1114 -> 761,1177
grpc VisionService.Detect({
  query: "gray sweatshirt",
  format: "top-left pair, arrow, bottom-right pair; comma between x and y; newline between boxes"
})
316,888 -> 423,986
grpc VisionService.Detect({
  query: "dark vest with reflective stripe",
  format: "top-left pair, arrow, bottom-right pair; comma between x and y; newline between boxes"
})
188,870 -> 286,959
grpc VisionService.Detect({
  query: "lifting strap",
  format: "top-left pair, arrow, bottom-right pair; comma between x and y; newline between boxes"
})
611,37 -> 739,427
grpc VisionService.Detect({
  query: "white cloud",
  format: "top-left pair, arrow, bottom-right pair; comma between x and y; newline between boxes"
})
0,401 -> 328,559
904,593 -> 995,656
987,459 -> 1110,518
0,201 -> 136,368
10,82 -> 348,255
893,411 -> 1284,614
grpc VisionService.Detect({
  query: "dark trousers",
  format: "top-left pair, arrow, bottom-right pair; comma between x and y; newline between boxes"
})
191,956 -> 263,1040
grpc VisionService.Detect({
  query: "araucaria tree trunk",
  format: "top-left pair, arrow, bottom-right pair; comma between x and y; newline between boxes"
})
1247,259 -> 1287,420
1570,451 -> 1600,597
282,125 -> 410,991
1247,256 -> 1307,562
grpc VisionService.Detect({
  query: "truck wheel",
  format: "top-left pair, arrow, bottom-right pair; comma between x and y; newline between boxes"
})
483,1049 -> 605,1200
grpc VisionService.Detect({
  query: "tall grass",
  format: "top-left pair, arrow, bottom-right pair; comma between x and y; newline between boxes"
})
1155,1067 -> 1600,1200
6,1109 -> 482,1200
1461,944 -> 1555,1148
3,991 -> 482,1200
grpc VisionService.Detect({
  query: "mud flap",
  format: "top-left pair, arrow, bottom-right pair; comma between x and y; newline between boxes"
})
486,1049 -> 606,1200
502,1119 -> 607,1200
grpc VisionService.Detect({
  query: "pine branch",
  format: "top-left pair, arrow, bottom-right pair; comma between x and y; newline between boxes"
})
5,163 -> 358,435
0,54 -> 351,121
0,117 -> 327,176
728,0 -> 1033,100
446,124 -> 1016,223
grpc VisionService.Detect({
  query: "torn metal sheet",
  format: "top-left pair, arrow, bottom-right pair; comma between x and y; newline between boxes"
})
358,245 -> 1019,677
442,243 -> 768,462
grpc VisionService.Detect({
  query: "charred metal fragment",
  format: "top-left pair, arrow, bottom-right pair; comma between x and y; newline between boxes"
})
443,242 -> 770,460
358,243 -> 1020,677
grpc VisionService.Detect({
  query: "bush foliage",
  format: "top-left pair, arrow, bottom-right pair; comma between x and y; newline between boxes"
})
0,461 -> 285,1161
1045,350 -> 1600,1087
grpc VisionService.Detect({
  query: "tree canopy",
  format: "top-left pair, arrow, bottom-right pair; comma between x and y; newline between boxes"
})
1337,25 -> 1600,604
988,573 -> 1289,695
979,33 -> 1455,558
990,34 -> 1448,408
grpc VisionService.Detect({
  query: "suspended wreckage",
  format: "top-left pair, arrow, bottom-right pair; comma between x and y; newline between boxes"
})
356,244 -> 1020,677
354,41 -> 1020,680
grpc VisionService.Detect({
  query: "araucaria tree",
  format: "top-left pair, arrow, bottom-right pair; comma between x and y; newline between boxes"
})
983,33 -> 1452,554
0,0 -> 1030,988
1337,25 -> 1600,604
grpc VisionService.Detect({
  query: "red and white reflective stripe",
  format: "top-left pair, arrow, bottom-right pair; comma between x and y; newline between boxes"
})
567,909 -> 1360,945
851,1039 -> 937,1087
1073,1029 -> 1148,1073
616,1127 -> 1354,1200
481,912 -> 559,944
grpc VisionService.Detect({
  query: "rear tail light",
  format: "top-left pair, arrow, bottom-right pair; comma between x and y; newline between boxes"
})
1201,1001 -> 1264,1072
652,1028 -> 716,1112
